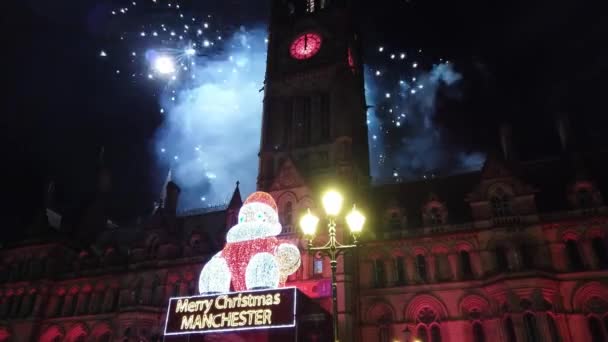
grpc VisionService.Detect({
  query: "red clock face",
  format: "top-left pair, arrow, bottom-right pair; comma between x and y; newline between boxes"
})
290,33 -> 322,60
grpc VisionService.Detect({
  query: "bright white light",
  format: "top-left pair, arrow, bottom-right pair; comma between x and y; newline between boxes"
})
185,47 -> 196,56
140,31 -> 146,37
412,62 -> 418,68
385,93 -> 391,98
204,22 -> 209,28
203,40 -> 210,47
160,148 -> 166,152
418,84 -> 424,89
410,89 -> 416,94
375,70 -> 381,76
378,46 -> 384,52
154,56 -> 175,74
400,53 -> 406,59
390,54 -> 395,59
99,50 -> 107,57
206,172 -> 217,179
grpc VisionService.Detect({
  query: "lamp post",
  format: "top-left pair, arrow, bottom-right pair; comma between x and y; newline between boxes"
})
299,189 -> 365,342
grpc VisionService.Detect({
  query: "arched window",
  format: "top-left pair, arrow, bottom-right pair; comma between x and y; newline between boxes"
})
378,324 -> 390,342
588,316 -> 605,342
313,256 -> 323,276
416,255 -> 428,282
98,333 -> 111,342
504,317 -> 516,342
592,237 -> 608,269
472,322 -> 485,342
416,307 -> 441,342
565,239 -> 584,271
576,187 -> 593,208
430,325 -> 441,342
417,326 -> 428,342
55,294 -> 65,317
281,201 -> 294,233
395,256 -> 406,285
490,187 -> 512,217
460,250 -> 473,279
495,246 -> 509,272
390,212 -> 401,230
523,312 -> 540,342
547,314 -> 560,342
429,207 -> 443,225
373,259 -> 386,288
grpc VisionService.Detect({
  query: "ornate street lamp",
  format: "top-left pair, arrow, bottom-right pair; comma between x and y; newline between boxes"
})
299,189 -> 365,342
403,326 -> 411,342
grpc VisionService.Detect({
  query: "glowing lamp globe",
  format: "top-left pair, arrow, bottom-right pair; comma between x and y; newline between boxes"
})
300,209 -> 319,237
346,205 -> 365,234
154,56 -> 175,74
322,190 -> 343,216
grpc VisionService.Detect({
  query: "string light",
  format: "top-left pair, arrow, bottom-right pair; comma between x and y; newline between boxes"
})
199,192 -> 301,293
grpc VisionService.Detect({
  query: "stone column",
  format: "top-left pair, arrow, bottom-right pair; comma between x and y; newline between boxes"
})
405,256 -> 416,284
511,313 -> 527,342
535,312 -> 553,342
549,242 -> 567,272
485,318 -> 502,341
566,314 -> 590,341
448,253 -> 460,281
555,313 -> 573,342
427,256 -> 437,283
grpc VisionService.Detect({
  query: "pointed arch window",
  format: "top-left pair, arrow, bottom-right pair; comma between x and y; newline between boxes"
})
576,187 -> 594,209
460,250 -> 473,279
373,259 -> 386,288
504,317 -> 516,342
416,307 -> 441,342
389,212 -> 401,230
495,246 -> 509,272
416,254 -> 428,282
565,239 -> 584,271
490,187 -> 512,217
591,237 -> 608,269
282,201 -> 293,232
523,312 -> 540,342
472,322 -> 485,342
588,316 -> 605,342
547,314 -> 560,342
395,256 -> 406,285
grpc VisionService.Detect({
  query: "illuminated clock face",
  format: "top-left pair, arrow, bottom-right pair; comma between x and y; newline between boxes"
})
289,33 -> 322,60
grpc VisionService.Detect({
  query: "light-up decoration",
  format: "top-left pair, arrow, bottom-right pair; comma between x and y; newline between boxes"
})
199,192 -> 302,293
290,33 -> 322,60
348,47 -> 355,68
164,287 -> 298,335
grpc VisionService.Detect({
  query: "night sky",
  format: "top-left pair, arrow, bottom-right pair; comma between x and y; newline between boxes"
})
3,0 -> 607,238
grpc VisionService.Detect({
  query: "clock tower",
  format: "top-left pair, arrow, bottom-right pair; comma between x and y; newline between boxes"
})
258,1 -> 368,341
258,0 -> 369,203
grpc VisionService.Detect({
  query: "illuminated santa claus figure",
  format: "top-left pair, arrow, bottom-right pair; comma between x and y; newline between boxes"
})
199,191 -> 301,293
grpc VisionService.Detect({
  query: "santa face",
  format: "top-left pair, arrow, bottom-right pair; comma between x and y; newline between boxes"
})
227,202 -> 281,243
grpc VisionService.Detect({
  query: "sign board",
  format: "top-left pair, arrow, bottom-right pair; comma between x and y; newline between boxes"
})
164,287 -> 297,336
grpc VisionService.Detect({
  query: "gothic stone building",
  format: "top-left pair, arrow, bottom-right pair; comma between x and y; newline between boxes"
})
2,1 -> 608,341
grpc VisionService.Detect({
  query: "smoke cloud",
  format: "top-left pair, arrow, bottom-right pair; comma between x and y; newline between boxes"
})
155,27 -> 267,210
366,62 -> 484,182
